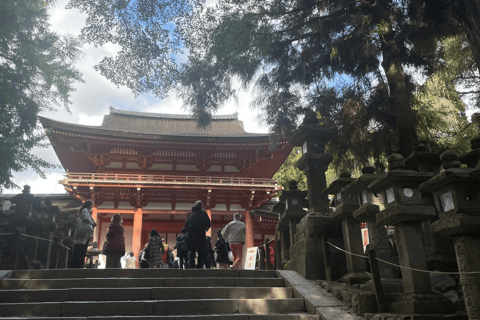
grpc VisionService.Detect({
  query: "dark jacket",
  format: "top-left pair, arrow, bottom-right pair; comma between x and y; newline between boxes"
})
185,206 -> 211,245
215,236 -> 230,264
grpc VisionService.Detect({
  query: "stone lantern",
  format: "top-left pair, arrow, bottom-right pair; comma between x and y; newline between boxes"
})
324,173 -> 369,284
350,167 -> 401,292
369,154 -> 454,314
286,110 -> 345,280
404,147 -> 456,270
420,149 -> 480,319
274,181 -> 307,265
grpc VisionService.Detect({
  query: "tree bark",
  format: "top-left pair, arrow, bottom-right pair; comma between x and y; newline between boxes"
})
450,0 -> 480,70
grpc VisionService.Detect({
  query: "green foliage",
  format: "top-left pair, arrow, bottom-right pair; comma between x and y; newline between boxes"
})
0,0 -> 83,191
178,0 -> 468,170
66,0 -> 205,98
273,148 -> 307,191
414,35 -> 480,154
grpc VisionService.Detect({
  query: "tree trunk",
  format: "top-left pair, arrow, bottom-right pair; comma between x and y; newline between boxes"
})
451,0 -> 480,70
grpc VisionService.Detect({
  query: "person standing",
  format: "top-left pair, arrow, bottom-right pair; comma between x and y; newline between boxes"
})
144,229 -> 164,268
222,212 -> 246,269
71,200 -> 96,268
215,229 -> 230,268
185,200 -> 211,268
105,213 -> 125,268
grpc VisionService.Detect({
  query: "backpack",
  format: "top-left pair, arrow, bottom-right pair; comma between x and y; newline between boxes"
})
176,234 -> 188,255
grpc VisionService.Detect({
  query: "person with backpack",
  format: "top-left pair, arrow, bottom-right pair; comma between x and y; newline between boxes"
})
215,229 -> 230,268
176,232 -> 189,269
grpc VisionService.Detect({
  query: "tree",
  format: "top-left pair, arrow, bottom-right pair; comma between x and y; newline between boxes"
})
65,0 -> 204,98
178,0 -> 467,166
0,0 -> 83,191
273,148 -> 307,191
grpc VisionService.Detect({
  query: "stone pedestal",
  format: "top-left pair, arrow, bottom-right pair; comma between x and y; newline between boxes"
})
286,215 -> 346,280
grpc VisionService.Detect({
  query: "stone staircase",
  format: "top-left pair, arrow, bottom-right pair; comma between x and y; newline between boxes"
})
0,268 -> 319,319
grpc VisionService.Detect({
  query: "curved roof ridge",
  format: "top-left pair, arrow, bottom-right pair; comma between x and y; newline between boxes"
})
109,106 -> 239,120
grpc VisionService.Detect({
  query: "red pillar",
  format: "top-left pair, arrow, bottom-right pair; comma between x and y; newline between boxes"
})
133,207 -> 143,268
91,206 -> 99,244
206,209 -> 212,237
245,210 -> 254,249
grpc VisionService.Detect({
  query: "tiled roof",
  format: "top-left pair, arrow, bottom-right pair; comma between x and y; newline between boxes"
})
98,107 -> 264,137
109,107 -> 239,120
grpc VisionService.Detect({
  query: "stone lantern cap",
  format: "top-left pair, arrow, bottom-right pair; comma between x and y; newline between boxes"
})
404,146 -> 441,173
368,154 -> 436,225
324,173 -> 357,220
289,124 -> 336,148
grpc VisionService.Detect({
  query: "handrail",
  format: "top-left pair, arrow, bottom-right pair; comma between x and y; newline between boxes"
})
0,232 -> 71,250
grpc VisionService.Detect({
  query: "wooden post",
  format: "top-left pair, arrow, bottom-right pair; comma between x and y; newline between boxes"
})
322,236 -> 332,281
368,249 -> 388,312
259,245 -> 266,270
265,238 -> 271,270
132,207 -> 143,268
91,206 -> 98,243
245,210 -> 254,249
46,232 -> 53,269
274,232 -> 282,270
52,236 -> 60,269
12,229 -> 21,270
206,209 -> 212,237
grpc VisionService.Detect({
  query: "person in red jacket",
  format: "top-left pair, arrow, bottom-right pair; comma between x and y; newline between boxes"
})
105,213 -> 125,268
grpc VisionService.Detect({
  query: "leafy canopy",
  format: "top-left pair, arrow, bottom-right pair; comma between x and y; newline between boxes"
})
0,0 -> 83,191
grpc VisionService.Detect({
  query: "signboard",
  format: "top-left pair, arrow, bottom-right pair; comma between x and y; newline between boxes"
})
244,247 -> 259,270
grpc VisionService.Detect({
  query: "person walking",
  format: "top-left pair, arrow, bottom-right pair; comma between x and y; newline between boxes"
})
222,212 -> 246,269
105,213 -> 125,268
122,252 -> 136,269
144,229 -> 164,268
71,200 -> 96,268
215,229 -> 230,268
185,200 -> 211,268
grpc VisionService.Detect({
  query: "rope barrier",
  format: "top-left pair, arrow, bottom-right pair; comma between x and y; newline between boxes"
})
0,233 -> 70,250
326,241 -> 480,275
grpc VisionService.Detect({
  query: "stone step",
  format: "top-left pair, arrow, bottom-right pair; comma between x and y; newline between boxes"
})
0,287 -> 293,302
0,277 -> 284,289
10,269 -> 277,279
0,298 -> 305,317
0,314 -> 319,320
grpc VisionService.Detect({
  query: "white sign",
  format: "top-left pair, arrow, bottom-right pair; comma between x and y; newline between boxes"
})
244,247 -> 259,270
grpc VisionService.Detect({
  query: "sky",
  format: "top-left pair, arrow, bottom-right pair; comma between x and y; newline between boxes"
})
4,0 -> 269,195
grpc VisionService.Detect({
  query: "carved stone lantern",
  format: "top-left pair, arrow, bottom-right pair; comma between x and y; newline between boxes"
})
420,149 -> 480,320
290,110 -> 335,214
286,110 -> 345,280
324,173 -> 369,284
350,167 -> 395,281
369,154 -> 454,314
274,181 -> 307,265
